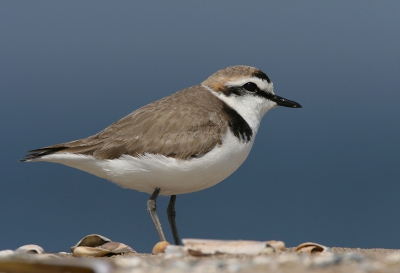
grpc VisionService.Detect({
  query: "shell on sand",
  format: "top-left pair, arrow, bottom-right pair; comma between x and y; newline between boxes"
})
72,246 -> 111,257
266,240 -> 285,251
100,242 -> 136,254
295,242 -> 332,255
152,241 -> 170,255
71,234 -> 111,250
71,234 -> 136,257
15,244 -> 44,254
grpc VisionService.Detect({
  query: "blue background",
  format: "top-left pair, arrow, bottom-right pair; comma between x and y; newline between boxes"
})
1,1 -> 399,253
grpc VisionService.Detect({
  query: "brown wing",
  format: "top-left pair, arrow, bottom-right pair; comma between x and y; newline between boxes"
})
22,85 -> 228,161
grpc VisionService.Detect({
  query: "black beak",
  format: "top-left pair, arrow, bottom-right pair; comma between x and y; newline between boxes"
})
272,95 -> 302,108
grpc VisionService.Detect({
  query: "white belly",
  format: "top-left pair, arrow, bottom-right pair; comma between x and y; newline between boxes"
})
34,131 -> 255,195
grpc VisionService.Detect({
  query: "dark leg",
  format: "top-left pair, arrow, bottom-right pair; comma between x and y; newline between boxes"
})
167,195 -> 180,245
147,188 -> 166,241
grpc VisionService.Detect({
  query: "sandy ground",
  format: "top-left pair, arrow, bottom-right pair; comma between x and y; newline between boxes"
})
1,246 -> 400,273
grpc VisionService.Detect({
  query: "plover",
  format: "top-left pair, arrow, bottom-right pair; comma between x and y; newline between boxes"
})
21,65 -> 302,245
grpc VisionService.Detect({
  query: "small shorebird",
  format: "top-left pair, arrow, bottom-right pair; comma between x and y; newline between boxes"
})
21,65 -> 302,245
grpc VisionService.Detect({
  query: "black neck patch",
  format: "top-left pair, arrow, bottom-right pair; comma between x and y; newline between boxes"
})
222,103 -> 253,142
253,70 -> 271,83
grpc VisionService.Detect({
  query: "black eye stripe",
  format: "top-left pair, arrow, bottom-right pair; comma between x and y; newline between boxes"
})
223,83 -> 275,101
224,86 -> 274,99
242,82 -> 258,92
254,90 -> 276,100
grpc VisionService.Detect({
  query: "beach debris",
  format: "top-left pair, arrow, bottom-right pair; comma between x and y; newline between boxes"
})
71,234 -> 136,257
266,240 -> 285,252
164,245 -> 187,258
72,234 -> 111,249
100,242 -> 136,254
182,238 -> 281,256
72,246 -> 111,257
0,250 -> 15,258
152,241 -> 170,255
15,244 -> 44,254
295,242 -> 332,255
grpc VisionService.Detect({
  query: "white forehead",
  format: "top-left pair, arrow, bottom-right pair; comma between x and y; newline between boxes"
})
225,77 -> 274,94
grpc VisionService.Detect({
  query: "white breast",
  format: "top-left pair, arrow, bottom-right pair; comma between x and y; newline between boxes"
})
35,130 -> 255,195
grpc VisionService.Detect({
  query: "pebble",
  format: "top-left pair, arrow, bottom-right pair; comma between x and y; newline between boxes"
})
152,241 -> 170,255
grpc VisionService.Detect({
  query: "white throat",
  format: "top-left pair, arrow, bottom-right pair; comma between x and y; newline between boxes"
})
201,84 -> 277,134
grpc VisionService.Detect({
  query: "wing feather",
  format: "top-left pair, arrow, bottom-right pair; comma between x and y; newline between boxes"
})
21,85 -> 227,161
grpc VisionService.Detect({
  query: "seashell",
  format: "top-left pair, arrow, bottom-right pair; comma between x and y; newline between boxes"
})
71,234 -> 111,252
182,238 -> 277,256
100,242 -> 136,254
15,244 -> 44,254
72,246 -> 111,257
152,241 -> 170,255
295,242 -> 332,255
266,240 -> 285,251
259,246 -> 275,255
0,249 -> 15,257
71,234 -> 135,257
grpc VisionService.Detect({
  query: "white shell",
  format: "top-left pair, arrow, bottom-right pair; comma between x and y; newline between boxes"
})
15,244 -> 44,254
266,240 -> 285,251
0,250 -> 15,257
71,234 -> 111,250
182,238 -> 274,256
100,242 -> 136,254
72,246 -> 111,257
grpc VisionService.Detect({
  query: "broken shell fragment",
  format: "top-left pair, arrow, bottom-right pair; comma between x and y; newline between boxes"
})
259,246 -> 275,255
0,250 -> 15,257
152,241 -> 170,255
15,244 -> 44,254
182,239 -> 278,256
266,240 -> 285,252
72,246 -> 111,257
100,242 -> 136,254
295,242 -> 332,255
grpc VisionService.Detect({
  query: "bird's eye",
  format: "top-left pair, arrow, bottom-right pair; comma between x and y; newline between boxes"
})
242,82 -> 257,92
